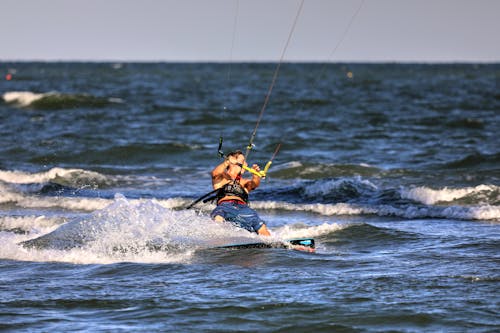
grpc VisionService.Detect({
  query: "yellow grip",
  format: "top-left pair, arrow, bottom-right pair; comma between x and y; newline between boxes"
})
242,164 -> 267,178
263,161 -> 272,174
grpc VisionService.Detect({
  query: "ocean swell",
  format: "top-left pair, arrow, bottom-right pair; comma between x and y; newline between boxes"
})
2,91 -> 122,109
251,200 -> 500,221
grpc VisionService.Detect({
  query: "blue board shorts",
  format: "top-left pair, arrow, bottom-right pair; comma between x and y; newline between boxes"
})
211,201 -> 265,233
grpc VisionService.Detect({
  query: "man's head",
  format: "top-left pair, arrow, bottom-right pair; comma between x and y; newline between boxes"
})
226,150 -> 246,173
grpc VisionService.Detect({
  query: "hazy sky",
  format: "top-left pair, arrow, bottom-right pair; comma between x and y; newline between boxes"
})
1,0 -> 499,62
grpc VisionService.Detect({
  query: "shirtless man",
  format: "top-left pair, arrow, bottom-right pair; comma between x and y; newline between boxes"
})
210,150 -> 271,236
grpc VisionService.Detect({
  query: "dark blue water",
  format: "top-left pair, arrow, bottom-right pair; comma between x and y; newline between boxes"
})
1,62 -> 499,332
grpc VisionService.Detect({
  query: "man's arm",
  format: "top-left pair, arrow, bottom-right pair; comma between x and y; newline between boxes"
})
244,164 -> 261,191
211,160 -> 231,189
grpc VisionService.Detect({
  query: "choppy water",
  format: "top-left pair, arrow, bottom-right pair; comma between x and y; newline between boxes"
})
1,62 -> 499,332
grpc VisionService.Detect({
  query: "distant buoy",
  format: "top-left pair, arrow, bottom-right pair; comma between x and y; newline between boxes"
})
5,73 -> 12,81
346,71 -> 353,79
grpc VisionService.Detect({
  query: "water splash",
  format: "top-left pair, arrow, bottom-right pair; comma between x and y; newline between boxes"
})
6,195 -> 263,264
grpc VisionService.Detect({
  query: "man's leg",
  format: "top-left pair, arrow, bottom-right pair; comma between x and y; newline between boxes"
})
213,215 -> 225,222
257,224 -> 271,236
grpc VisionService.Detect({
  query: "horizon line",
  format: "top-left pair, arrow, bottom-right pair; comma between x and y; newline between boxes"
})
1,59 -> 499,65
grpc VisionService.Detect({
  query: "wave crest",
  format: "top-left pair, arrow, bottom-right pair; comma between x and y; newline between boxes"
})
401,184 -> 499,205
251,200 -> 500,221
271,161 -> 382,179
2,91 -> 121,109
444,152 -> 500,169
0,167 -> 106,184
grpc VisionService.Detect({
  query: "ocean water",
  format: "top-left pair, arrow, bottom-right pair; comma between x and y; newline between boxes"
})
0,62 -> 499,332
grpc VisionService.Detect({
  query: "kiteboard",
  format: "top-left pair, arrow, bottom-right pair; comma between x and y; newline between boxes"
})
216,238 -> 315,253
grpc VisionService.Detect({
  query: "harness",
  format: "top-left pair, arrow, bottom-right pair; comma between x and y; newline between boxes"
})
216,180 -> 249,204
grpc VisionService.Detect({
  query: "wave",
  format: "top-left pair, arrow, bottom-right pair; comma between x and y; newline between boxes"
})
3,190 -> 496,221
0,187 -> 111,211
0,215 -> 65,234
4,195 -> 210,263
271,222 -> 347,240
0,191 -> 498,264
1,169 -> 498,221
262,177 -> 401,205
251,200 -> 500,221
2,91 -> 122,109
96,142 -> 204,160
443,152 -> 500,170
0,170 -> 113,210
319,223 -> 421,249
270,161 -> 383,179
417,116 -> 485,130
24,143 -> 204,167
0,167 -> 174,194
0,179 -> 186,212
260,175 -> 499,207
0,167 -> 110,186
181,114 -> 241,126
302,177 -> 378,201
260,176 -> 388,203
0,166 -> 183,211
2,195 -> 346,264
294,97 -> 332,106
446,118 -> 485,129
401,184 -> 499,205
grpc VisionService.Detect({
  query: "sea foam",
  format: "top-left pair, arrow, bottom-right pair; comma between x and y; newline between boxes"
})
0,167 -> 108,185
2,90 -> 123,109
2,91 -> 46,107
251,200 -> 500,221
401,184 -> 498,205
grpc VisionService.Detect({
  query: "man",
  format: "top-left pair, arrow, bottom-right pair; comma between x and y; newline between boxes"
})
210,150 -> 271,236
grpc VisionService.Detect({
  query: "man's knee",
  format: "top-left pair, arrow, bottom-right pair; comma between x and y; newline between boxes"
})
257,224 -> 271,236
213,215 -> 225,222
